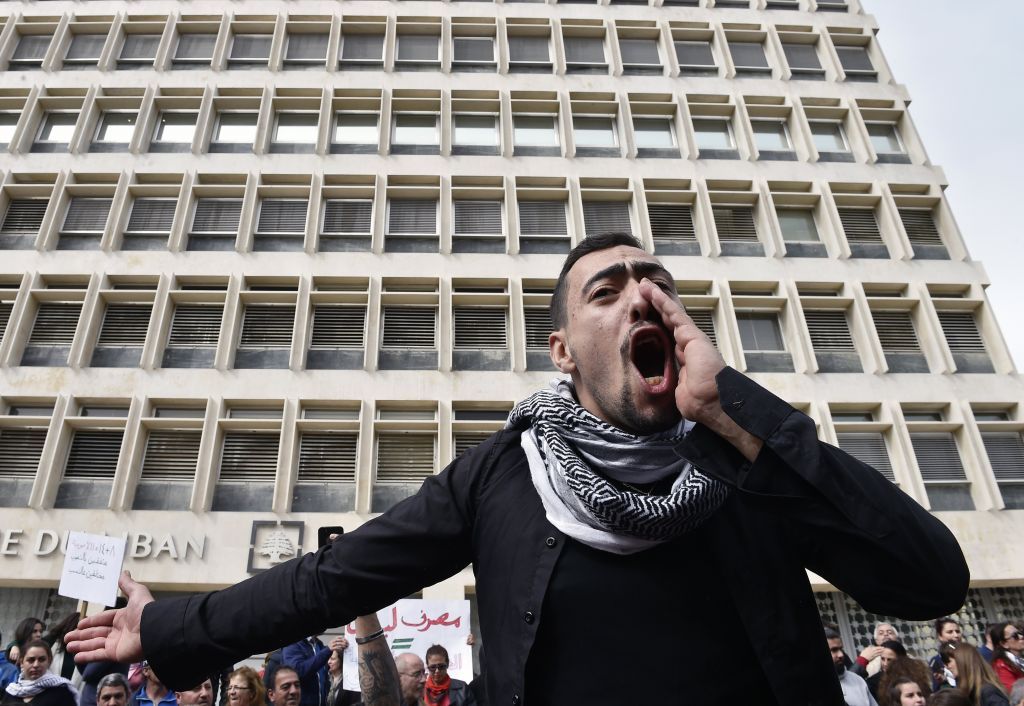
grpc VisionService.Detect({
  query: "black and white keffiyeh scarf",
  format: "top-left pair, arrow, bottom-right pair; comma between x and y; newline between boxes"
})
506,378 -> 729,555
5,673 -> 78,700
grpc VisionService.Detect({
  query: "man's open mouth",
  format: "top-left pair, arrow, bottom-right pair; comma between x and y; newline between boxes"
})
629,326 -> 673,393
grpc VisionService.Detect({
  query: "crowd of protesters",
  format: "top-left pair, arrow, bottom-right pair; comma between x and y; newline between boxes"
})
3,608 -> 1023,705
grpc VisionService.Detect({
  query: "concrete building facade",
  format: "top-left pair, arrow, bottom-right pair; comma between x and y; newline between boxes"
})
0,0 -> 1021,658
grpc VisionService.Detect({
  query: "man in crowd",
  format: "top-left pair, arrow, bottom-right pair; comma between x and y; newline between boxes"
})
851,623 -> 900,678
133,662 -> 177,706
423,646 -> 474,706
826,629 -> 878,706
394,655 -> 425,706
70,233 -> 969,705
281,635 -> 347,706
266,665 -> 302,706
174,680 -> 213,706
97,674 -> 132,706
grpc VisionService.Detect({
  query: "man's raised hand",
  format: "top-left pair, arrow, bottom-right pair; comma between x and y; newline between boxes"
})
67,570 -> 153,665
639,278 -> 763,462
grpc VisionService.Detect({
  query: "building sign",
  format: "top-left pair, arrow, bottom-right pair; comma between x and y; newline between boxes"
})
0,528 -> 207,561
246,520 -> 304,573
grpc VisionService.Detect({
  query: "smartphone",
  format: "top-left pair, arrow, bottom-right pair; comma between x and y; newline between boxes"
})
318,526 -> 345,547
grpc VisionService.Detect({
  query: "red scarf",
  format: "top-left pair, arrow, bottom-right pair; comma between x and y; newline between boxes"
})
423,675 -> 451,706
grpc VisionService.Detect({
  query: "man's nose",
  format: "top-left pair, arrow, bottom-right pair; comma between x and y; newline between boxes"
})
627,281 -> 651,323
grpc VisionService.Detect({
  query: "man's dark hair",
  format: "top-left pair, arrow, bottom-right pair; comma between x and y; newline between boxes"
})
823,627 -> 841,641
264,663 -> 298,692
934,617 -> 959,636
550,232 -> 645,330
425,644 -> 449,663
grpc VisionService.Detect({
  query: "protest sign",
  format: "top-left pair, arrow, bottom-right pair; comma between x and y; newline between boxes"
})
58,531 -> 127,606
341,599 -> 472,691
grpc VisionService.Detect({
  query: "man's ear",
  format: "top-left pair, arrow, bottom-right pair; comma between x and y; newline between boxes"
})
548,330 -> 576,374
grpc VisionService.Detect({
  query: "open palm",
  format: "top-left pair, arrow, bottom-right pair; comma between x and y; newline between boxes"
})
66,571 -> 153,664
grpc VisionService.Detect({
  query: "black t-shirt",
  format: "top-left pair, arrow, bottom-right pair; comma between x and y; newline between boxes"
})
524,530 -> 777,705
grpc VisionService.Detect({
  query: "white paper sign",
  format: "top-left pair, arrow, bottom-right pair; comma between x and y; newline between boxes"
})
341,599 -> 472,691
58,531 -> 127,606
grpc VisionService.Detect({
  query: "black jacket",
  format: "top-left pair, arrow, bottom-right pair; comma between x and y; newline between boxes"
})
140,368 -> 969,706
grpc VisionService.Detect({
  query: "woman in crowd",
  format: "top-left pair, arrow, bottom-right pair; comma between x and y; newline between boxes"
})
886,677 -> 927,706
879,656 -> 933,705
945,643 -> 1009,706
43,614 -> 80,682
325,651 -> 358,706
989,623 -> 1024,693
869,641 -> 910,699
6,621 -> 44,655
1,639 -> 76,706
227,667 -> 266,706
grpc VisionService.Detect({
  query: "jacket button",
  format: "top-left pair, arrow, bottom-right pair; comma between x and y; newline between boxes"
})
545,536 -> 557,547
524,611 -> 534,624
512,695 -> 520,705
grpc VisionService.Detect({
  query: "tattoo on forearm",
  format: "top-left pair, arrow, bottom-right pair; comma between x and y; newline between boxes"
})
359,647 -> 401,706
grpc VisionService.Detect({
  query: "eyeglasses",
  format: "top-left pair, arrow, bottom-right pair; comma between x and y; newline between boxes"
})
426,664 -> 448,672
400,670 -> 425,679
1009,632 -> 1023,640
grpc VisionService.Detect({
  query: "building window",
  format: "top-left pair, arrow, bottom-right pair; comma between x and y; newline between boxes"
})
22,301 -> 82,366
0,113 -> 20,148
513,115 -> 560,156
453,114 -> 499,155
871,310 -> 928,373
909,431 -> 973,511
379,306 -> 438,370
804,309 -> 860,372
321,199 -> 373,251
866,123 -> 909,163
172,34 -> 217,69
777,208 -> 825,258
162,302 -> 223,368
453,37 -> 496,71
782,42 -> 824,80
648,203 -> 697,255
117,34 -> 160,69
307,305 -> 366,370
211,112 -> 258,153
619,38 -> 662,74
0,199 -> 48,249
396,35 -> 440,68
90,302 -> 152,368
633,118 -> 677,157
339,33 -> 385,68
122,198 -> 176,251
836,45 -> 877,81
751,119 -> 794,160
284,33 -> 329,69
736,311 -> 792,372
809,121 -> 853,162
453,200 -> 504,253
56,425 -> 125,510
675,40 -> 717,75
133,408 -> 205,511
523,305 -> 555,370
271,113 -> 319,153
254,199 -> 308,251
373,423 -> 437,512
212,409 -> 282,511
64,34 -> 107,70
228,34 -> 272,69
836,431 -> 895,482
692,118 -> 737,159
0,408 -> 51,508
235,304 -> 295,369
713,206 -> 761,256
33,113 -> 78,152
518,200 -> 568,254
10,35 -> 51,69
564,36 -> 607,74
980,430 -> 1024,510
937,311 -> 993,374
899,209 -> 947,260
332,113 -> 379,154
59,197 -> 111,249
452,306 -> 509,371
837,208 -> 888,258
386,199 -> 439,253
573,116 -> 618,156
91,112 -> 137,152
293,416 -> 358,512
728,40 -> 771,76
508,35 -> 552,73
582,201 -> 631,237
151,112 -> 197,152
187,198 -> 242,251
817,0 -> 849,10
391,114 -> 440,155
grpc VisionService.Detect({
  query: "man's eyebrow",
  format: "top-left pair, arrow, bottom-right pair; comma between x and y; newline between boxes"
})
580,260 -> 673,294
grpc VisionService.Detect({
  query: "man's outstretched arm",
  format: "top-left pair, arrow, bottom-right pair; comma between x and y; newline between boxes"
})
353,615 -> 400,706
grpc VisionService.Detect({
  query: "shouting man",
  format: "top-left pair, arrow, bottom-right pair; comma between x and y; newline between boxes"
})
69,233 -> 968,705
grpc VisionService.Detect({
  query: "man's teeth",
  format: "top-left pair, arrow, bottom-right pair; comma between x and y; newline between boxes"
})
645,375 -> 664,386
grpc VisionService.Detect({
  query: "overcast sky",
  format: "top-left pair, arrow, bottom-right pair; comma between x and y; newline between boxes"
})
862,0 -> 1024,369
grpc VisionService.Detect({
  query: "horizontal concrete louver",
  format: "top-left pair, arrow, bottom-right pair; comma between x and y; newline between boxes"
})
322,200 -> 372,235
256,200 -> 308,234
310,305 -> 366,349
219,432 -> 279,482
582,201 -> 631,236
0,428 -> 48,477
804,310 -> 855,352
981,432 -> 1024,481
65,430 -> 123,479
647,204 -> 696,242
29,303 -> 82,345
381,307 -> 436,349
97,304 -> 152,346
712,206 -> 757,242
387,200 -> 437,235
687,309 -> 717,347
453,431 -> 492,457
523,307 -> 553,350
239,305 -> 295,348
1,200 -> 48,234
126,199 -> 177,235
837,208 -> 883,243
191,199 -> 243,234
375,432 -> 435,483
518,201 -> 567,237
168,304 -> 223,347
141,430 -> 202,481
297,432 -> 357,483
454,201 -> 502,236
871,310 -> 920,352
909,432 -> 967,482
936,311 -> 986,352
898,209 -> 942,245
63,198 -> 112,234
836,432 -> 895,482
453,307 -> 507,349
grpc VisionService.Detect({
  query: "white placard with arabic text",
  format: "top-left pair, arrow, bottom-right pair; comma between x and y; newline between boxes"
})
58,531 -> 127,606
341,599 -> 471,691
